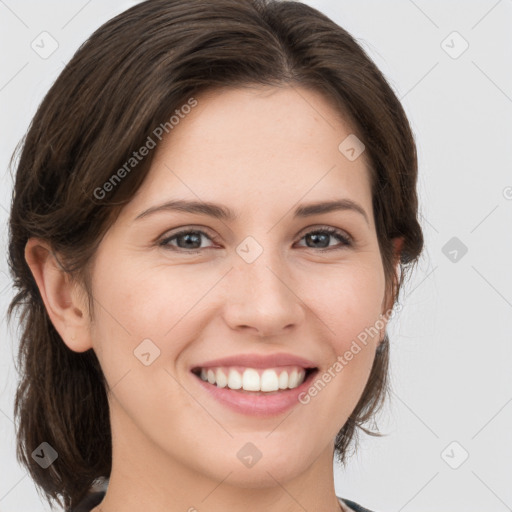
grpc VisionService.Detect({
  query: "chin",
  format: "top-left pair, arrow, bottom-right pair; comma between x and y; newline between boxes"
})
203,439 -> 319,488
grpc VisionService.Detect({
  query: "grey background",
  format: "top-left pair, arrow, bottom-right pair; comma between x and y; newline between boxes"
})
1,1 -> 511,511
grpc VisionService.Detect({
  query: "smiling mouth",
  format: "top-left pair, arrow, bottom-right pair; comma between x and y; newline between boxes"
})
191,366 -> 318,393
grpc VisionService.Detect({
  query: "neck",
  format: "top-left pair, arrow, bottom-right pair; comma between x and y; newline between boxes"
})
93,404 -> 345,512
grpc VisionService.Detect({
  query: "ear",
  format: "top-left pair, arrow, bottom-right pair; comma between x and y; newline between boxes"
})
382,236 -> 404,315
24,238 -> 93,353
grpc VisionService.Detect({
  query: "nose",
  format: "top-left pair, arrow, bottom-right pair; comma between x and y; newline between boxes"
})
222,248 -> 305,338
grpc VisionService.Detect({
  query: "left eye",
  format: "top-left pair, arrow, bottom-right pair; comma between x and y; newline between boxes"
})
296,227 -> 352,250
159,227 -> 352,252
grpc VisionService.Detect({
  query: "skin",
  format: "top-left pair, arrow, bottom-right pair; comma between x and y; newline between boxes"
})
26,85 -> 401,512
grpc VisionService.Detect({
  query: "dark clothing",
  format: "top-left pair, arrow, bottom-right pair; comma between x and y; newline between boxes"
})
72,491 -> 104,512
342,497 -> 378,512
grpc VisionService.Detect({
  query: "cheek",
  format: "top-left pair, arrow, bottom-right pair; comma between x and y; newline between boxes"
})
301,259 -> 386,409
88,266 -> 196,430
87,263 -> 173,381
296,273 -> 385,440
305,259 -> 386,350
88,257 -> 224,398
90,258 -> 202,340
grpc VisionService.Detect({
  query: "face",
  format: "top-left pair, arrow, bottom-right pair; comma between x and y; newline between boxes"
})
85,85 -> 392,488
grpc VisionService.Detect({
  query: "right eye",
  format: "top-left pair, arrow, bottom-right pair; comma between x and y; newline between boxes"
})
158,229 -> 218,253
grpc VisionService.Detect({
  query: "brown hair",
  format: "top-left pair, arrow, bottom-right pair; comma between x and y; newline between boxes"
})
7,0 -> 423,509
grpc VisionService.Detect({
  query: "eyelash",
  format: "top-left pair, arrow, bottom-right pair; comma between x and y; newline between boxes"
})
158,226 -> 353,254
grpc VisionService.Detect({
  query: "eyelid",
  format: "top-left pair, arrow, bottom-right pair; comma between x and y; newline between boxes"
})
156,225 -> 217,242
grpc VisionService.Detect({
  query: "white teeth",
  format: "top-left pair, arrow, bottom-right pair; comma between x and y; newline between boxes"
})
227,368 -> 242,390
261,369 -> 279,392
215,369 -> 228,388
197,366 -> 308,392
278,371 -> 288,390
288,369 -> 299,388
242,368 -> 260,391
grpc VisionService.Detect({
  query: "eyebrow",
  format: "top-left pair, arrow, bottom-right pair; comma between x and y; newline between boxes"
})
134,198 -> 369,225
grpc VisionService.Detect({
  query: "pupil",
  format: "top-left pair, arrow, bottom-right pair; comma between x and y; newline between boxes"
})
180,233 -> 200,248
308,233 -> 329,248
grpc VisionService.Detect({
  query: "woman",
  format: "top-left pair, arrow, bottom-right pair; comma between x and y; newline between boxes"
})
7,0 -> 423,511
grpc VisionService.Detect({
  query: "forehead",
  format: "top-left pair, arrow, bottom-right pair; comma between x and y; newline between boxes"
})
122,85 -> 373,223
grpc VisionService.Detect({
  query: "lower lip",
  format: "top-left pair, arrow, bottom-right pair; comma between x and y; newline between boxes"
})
192,370 -> 318,417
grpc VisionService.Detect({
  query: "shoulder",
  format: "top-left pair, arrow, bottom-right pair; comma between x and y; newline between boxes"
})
339,496 -> 379,512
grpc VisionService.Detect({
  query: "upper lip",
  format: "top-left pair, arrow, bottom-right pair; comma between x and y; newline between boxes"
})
191,352 -> 318,371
